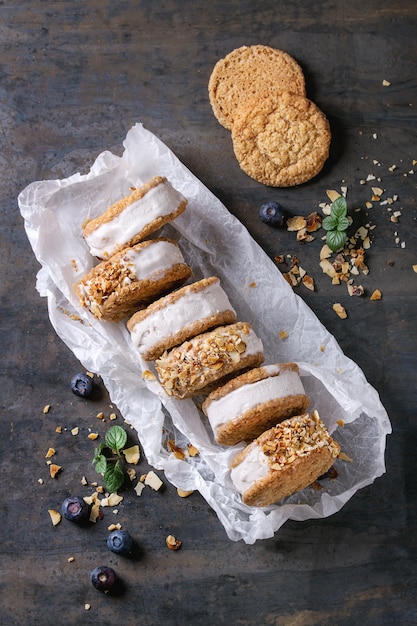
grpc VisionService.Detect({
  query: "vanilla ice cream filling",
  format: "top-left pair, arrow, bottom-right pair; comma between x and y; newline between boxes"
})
85,180 -> 186,258
129,280 -> 236,355
121,240 -> 185,282
206,367 -> 305,432
230,444 -> 270,495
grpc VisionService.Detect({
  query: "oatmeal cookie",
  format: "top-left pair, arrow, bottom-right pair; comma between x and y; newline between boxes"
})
232,90 -> 331,187
208,45 -> 306,130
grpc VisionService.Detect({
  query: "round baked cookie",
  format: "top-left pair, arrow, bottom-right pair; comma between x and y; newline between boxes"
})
82,176 -> 187,259
127,276 -> 237,361
208,45 -> 306,130
229,411 -> 341,507
74,238 -> 192,322
231,90 -> 331,187
202,363 -> 310,446
154,322 -> 264,399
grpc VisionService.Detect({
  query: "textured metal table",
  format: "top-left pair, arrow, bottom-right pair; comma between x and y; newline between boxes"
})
1,1 -> 416,624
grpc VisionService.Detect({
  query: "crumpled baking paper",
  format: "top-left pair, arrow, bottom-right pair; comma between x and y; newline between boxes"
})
18,122 -> 391,543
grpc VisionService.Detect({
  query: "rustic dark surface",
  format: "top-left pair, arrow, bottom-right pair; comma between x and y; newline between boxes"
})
1,1 -> 417,625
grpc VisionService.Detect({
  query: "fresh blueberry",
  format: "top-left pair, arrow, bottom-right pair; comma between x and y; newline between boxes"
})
107,529 -> 134,555
90,566 -> 118,593
259,201 -> 285,227
70,373 -> 93,398
61,495 -> 91,524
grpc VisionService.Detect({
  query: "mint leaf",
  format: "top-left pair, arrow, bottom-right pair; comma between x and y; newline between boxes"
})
105,425 -> 127,454
94,454 -> 107,475
331,196 -> 347,219
326,230 -> 347,252
104,460 -> 125,493
322,215 -> 338,231
336,216 -> 350,231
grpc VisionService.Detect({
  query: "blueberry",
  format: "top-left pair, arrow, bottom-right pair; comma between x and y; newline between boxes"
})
70,372 -> 93,398
61,496 -> 90,524
259,201 -> 285,227
90,566 -> 117,593
107,529 -> 134,555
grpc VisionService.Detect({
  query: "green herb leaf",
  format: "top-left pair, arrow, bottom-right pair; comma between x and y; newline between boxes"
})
105,425 -> 127,454
326,230 -> 347,252
94,454 -> 107,475
322,215 -> 338,231
331,196 -> 347,219
336,216 -> 350,231
104,460 -> 125,493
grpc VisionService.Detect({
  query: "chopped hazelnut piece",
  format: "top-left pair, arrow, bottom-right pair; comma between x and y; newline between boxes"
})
134,481 -> 145,496
168,440 -> 186,460
101,493 -> 123,507
338,451 -> 353,462
127,468 -> 137,481
142,369 -> 157,381
166,535 -> 182,550
279,330 -> 289,340
177,488 -> 194,498
370,289 -> 382,301
43,405 -> 51,414
287,215 -> 307,232
48,509 -> 62,526
144,470 -> 163,491
333,303 -> 348,319
71,427 -> 79,436
49,464 -> 62,478
326,189 -> 341,202
305,212 -> 322,232
123,445 -> 140,464
302,275 -> 315,291
88,433 -> 99,440
45,447 -> 56,458
274,254 -> 286,264
187,443 -> 199,457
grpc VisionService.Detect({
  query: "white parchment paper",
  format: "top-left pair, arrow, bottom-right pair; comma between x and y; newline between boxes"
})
18,122 -> 391,543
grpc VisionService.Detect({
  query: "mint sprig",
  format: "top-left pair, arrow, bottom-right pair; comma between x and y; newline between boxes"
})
92,425 -> 129,492
322,195 -> 350,252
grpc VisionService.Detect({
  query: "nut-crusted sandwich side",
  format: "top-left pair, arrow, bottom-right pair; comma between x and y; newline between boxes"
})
230,411 -> 341,507
155,322 -> 264,399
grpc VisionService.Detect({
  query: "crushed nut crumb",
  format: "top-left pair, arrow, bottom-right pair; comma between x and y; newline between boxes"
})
166,535 -> 182,550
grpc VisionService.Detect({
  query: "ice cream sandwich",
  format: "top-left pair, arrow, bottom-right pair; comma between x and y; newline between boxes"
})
127,276 -> 237,361
155,322 -> 264,399
82,176 -> 187,259
74,238 -> 191,322
230,411 -> 341,507
202,363 -> 309,445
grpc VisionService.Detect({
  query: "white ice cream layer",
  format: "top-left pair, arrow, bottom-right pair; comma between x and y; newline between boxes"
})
206,367 -> 305,432
129,279 -> 236,356
230,444 -> 270,495
122,240 -> 185,282
85,180 -> 186,258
